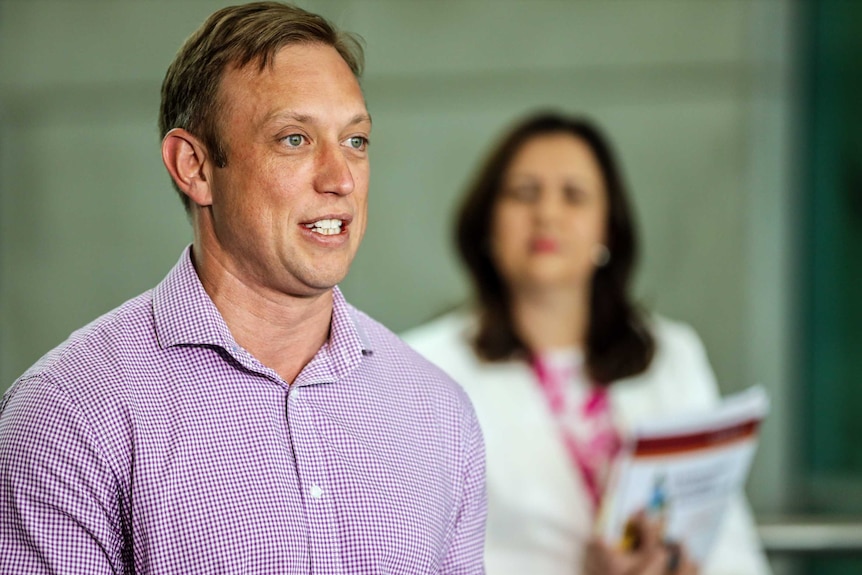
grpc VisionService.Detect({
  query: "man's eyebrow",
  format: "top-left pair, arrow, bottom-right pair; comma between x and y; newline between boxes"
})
263,111 -> 372,127
264,111 -> 313,125
348,113 -> 373,126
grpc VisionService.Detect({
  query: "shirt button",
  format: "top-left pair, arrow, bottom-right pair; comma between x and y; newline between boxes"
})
310,485 -> 323,499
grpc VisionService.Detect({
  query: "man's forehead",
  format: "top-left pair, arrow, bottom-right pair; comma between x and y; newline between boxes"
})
218,44 -> 368,124
225,43 -> 355,84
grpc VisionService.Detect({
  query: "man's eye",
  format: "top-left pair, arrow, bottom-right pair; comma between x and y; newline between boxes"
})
346,136 -> 368,150
284,134 -> 305,147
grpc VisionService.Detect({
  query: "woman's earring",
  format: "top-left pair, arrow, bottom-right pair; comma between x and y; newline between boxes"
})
592,244 -> 611,267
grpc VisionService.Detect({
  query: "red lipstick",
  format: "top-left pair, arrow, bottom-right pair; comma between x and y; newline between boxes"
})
530,237 -> 558,253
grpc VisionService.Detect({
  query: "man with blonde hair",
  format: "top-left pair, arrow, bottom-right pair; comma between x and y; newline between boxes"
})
0,3 -> 486,573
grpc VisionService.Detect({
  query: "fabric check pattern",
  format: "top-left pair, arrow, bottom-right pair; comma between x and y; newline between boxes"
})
0,247 -> 487,574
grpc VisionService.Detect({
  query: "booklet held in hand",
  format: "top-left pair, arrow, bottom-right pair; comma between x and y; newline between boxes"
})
597,385 -> 769,563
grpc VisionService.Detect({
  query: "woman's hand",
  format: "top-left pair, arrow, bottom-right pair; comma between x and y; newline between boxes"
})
583,514 -> 698,575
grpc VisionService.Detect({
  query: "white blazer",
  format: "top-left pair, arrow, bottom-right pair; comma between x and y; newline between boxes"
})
403,311 -> 771,575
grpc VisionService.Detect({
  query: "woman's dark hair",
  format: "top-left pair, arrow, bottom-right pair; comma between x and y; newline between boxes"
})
455,111 -> 655,384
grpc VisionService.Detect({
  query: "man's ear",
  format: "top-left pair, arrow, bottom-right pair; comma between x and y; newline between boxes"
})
161,128 -> 213,207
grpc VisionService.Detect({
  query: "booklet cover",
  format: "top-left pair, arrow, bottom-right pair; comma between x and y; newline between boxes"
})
597,385 -> 769,564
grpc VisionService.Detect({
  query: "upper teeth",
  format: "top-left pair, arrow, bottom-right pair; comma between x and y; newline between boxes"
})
305,219 -> 343,235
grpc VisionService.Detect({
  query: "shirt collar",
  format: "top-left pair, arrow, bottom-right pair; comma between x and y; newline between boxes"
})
153,246 -> 235,351
323,284 -> 368,381
152,246 -> 371,382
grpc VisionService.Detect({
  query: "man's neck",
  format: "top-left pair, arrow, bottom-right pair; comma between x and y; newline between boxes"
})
192,245 -> 334,385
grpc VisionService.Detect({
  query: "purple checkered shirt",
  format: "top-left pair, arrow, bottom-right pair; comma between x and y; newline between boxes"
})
0,248 -> 486,574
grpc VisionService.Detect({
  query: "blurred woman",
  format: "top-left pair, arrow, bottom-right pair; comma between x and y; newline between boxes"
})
402,112 -> 770,575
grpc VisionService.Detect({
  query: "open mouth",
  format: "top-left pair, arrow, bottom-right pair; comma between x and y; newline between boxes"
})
303,218 -> 344,236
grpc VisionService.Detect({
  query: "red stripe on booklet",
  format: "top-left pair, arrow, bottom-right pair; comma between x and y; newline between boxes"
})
632,419 -> 761,457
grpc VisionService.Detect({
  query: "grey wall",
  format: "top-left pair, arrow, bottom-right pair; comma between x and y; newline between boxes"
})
0,0 -> 800,523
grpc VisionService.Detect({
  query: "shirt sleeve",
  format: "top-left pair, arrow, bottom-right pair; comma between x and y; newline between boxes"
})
0,376 -> 127,574
439,407 -> 488,574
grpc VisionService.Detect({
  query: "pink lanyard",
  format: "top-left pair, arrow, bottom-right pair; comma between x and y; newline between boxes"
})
532,355 -> 621,512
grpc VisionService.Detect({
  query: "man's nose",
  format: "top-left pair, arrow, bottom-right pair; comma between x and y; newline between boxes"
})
313,143 -> 355,196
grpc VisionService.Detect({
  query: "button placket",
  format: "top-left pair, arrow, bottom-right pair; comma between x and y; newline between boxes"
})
286,384 -> 342,573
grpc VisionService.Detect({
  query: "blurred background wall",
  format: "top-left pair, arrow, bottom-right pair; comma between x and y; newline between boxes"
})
3,1 -> 859,573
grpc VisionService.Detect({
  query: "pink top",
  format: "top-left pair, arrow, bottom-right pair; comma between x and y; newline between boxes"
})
532,350 -> 621,512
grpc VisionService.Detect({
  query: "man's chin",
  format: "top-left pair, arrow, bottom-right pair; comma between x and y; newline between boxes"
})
287,269 -> 351,298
